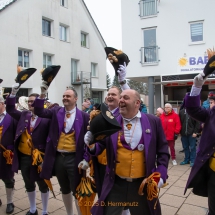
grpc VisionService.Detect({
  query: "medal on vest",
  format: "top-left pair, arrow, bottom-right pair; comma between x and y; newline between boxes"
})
138,144 -> 144,151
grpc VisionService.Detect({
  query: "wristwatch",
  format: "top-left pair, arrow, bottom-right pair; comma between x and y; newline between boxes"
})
119,80 -> 126,85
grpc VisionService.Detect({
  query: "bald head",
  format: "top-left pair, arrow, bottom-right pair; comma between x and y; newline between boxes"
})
119,89 -> 141,118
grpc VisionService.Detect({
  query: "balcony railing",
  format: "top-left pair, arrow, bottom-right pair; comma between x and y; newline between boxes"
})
71,71 -> 91,85
140,46 -> 159,64
139,0 -> 157,17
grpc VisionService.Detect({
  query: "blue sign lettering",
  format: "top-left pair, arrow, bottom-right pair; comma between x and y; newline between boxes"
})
189,57 -> 196,65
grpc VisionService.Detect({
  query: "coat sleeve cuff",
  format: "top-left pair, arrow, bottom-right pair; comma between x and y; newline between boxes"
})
184,94 -> 201,108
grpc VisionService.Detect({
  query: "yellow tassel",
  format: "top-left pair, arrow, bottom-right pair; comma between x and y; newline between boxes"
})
3,150 -> 13,165
32,149 -> 44,166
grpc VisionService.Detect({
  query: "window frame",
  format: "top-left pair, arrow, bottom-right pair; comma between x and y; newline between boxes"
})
81,32 -> 89,48
189,21 -> 204,44
18,49 -> 30,68
139,0 -> 158,18
60,0 -> 68,7
59,24 -> 69,42
43,54 -> 53,68
42,18 -> 52,37
91,63 -> 98,77
71,59 -> 79,83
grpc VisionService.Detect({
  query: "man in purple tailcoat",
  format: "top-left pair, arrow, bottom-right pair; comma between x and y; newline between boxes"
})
84,89 -> 169,215
183,71 -> 215,215
0,96 -> 16,214
6,86 -> 50,215
33,86 -> 89,215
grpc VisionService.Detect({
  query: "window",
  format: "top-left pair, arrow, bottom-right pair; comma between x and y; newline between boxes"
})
60,0 -> 68,7
71,59 -> 79,83
190,22 -> 203,42
91,63 -> 97,77
81,32 -> 88,48
59,25 -> 67,41
43,54 -> 52,68
142,28 -> 158,63
92,91 -> 102,104
18,49 -> 30,68
42,19 -> 51,36
139,0 -> 157,17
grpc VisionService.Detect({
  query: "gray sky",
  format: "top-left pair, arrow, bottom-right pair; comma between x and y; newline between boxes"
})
84,0 -> 122,80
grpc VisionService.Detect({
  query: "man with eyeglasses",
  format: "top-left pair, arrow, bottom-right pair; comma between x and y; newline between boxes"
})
0,95 -> 17,214
6,85 -> 50,215
160,103 -> 181,166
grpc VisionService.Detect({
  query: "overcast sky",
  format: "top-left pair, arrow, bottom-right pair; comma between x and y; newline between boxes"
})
84,0 -> 122,80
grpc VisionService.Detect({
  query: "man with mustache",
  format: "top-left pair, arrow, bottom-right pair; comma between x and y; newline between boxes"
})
84,89 -> 169,215
33,86 -> 89,215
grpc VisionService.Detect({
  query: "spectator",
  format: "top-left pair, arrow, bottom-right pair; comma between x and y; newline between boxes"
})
202,91 -> 214,109
82,101 -> 91,113
140,99 -> 147,113
160,103 -> 181,165
93,103 -> 100,110
156,107 -> 164,117
179,108 -> 200,167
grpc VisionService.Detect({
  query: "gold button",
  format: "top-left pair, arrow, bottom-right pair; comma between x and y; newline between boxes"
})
113,168 -> 114,171
202,160 -> 204,162
208,154 -> 210,156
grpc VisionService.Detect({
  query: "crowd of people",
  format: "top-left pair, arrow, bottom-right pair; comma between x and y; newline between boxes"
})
0,57 -> 215,215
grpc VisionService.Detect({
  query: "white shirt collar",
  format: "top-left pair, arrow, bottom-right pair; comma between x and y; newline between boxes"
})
122,111 -> 141,121
0,110 -> 6,116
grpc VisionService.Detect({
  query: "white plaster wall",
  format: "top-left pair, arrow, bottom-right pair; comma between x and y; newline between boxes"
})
0,0 -> 107,108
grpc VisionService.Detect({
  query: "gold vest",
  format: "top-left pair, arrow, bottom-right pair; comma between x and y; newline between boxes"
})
57,131 -> 76,152
18,129 -> 32,155
116,134 -> 146,178
97,149 -> 107,165
209,152 -> 215,171
0,126 -> 3,139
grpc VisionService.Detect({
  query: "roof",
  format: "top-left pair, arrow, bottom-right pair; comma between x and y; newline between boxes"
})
0,0 -> 17,12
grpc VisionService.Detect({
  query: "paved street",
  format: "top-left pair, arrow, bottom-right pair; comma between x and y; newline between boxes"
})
0,139 -> 208,215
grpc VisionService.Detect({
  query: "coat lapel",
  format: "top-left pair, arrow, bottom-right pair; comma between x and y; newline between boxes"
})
140,113 -> 152,161
33,117 -> 42,131
74,108 -> 83,145
2,113 -> 11,137
57,107 -> 65,135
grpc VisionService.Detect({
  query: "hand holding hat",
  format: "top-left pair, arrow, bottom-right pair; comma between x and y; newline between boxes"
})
78,159 -> 89,170
84,131 -> 93,146
193,72 -> 207,88
117,62 -> 127,82
11,83 -> 20,96
40,81 -> 49,95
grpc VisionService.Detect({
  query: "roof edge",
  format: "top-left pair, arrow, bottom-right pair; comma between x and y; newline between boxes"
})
0,0 -> 17,12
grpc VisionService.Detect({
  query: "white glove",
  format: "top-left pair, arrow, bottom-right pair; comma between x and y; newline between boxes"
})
40,81 -> 49,95
78,159 -> 89,170
157,178 -> 164,188
84,131 -> 93,146
117,62 -> 127,82
11,83 -> 20,96
193,72 -> 207,88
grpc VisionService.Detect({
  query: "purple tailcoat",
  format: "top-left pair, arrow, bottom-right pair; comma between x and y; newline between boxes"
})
0,113 -> 17,180
184,94 -> 215,197
90,113 -> 169,215
33,98 -> 89,193
6,97 -> 50,181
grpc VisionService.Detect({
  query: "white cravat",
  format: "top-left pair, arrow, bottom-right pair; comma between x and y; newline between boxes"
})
64,107 -> 76,133
122,111 -> 142,149
0,111 -> 6,123
30,113 -> 38,130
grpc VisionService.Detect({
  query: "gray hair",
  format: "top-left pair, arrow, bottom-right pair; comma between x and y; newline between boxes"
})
165,103 -> 172,109
0,96 -> 5,103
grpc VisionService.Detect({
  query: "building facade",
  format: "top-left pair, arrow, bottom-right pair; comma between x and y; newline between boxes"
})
0,0 -> 107,108
121,0 -> 215,113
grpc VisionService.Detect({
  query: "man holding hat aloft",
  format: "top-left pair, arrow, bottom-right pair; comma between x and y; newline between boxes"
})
33,78 -> 89,215
6,67 -> 51,215
84,89 -> 169,215
182,49 -> 215,214
0,80 -> 17,214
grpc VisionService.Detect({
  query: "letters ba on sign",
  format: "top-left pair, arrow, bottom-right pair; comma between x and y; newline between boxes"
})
177,55 -> 208,73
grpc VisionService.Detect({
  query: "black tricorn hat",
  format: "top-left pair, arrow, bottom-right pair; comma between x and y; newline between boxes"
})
0,79 -> 3,84
15,68 -> 37,85
104,47 -> 130,76
89,103 -> 121,144
203,49 -> 215,77
41,65 -> 61,86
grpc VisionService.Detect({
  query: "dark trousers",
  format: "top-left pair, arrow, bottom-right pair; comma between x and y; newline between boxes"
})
19,153 -> 48,193
104,175 -> 156,215
181,135 -> 196,163
208,167 -> 215,215
54,152 -> 76,194
2,178 -> 15,189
